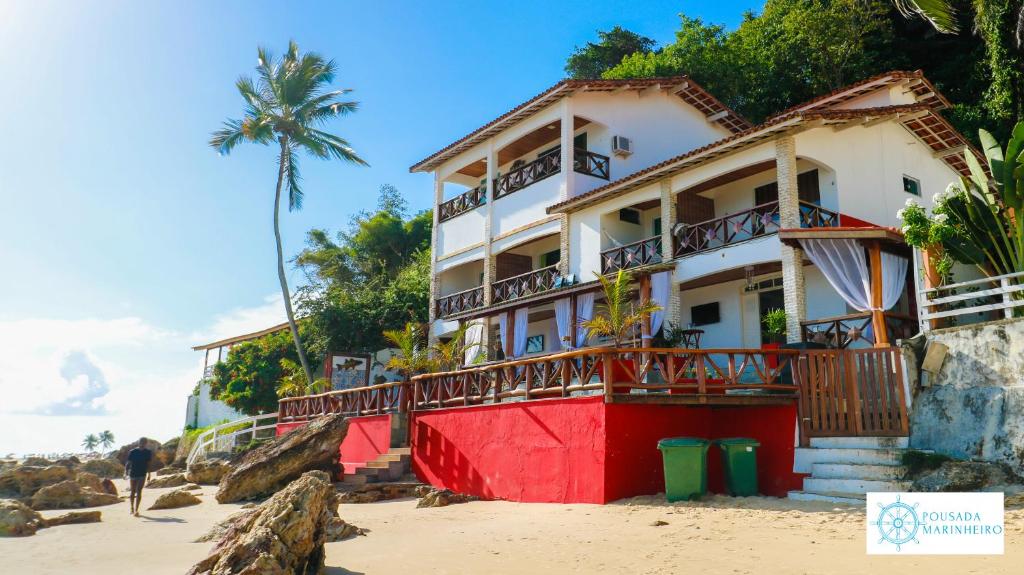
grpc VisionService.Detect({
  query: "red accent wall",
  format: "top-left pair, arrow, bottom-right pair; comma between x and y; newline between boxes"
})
839,214 -> 877,228
275,414 -> 394,474
411,398 -> 804,504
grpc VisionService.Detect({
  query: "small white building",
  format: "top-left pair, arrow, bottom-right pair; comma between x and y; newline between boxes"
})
413,71 -> 976,358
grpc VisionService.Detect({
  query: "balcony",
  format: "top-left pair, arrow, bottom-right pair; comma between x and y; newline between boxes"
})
493,149 -> 610,200
600,235 -> 663,274
436,286 -> 485,319
800,311 -> 918,348
438,185 -> 486,223
674,200 -> 839,257
492,265 -> 560,304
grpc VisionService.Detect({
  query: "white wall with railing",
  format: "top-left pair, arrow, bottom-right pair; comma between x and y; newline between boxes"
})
918,270 -> 1024,331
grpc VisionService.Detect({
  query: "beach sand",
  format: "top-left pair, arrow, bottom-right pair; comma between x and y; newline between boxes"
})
3,481 -> 1022,574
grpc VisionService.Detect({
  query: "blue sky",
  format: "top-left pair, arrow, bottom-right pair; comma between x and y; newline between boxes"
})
0,0 -> 760,454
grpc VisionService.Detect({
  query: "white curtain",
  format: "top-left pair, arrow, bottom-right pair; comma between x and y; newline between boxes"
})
575,292 -> 595,347
649,272 -> 671,336
881,251 -> 909,310
497,313 -> 507,355
554,297 -> 573,349
513,308 -> 529,357
463,320 -> 484,365
799,238 -> 871,311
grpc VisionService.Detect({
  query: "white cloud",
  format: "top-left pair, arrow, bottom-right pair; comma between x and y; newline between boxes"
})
191,293 -> 287,345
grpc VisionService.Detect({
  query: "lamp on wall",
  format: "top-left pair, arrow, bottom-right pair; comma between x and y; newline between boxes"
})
743,265 -> 756,292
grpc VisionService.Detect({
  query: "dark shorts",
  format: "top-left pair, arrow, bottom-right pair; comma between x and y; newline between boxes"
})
129,477 -> 146,494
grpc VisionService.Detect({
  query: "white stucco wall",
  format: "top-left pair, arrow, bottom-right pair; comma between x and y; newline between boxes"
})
188,380 -> 246,429
438,259 -> 484,296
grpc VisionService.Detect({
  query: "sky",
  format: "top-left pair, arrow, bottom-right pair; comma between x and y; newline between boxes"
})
0,0 -> 760,455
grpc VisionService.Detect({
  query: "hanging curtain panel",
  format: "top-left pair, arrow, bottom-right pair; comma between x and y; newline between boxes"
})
464,320 -> 485,365
513,308 -> 529,358
880,251 -> 909,310
799,238 -> 871,311
554,297 -> 572,349
649,271 -> 671,336
575,292 -> 595,347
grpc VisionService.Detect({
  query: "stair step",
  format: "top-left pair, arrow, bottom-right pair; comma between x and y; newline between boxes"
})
812,463 -> 906,481
787,490 -> 866,505
803,477 -> 912,494
389,447 -> 412,455
795,447 -> 906,472
355,466 -> 382,476
809,436 -> 908,450
377,453 -> 408,462
342,473 -> 374,486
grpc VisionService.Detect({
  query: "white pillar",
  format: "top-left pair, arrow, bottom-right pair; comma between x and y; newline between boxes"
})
776,136 -> 806,342
481,141 -> 497,358
559,98 -> 575,203
660,179 -> 680,330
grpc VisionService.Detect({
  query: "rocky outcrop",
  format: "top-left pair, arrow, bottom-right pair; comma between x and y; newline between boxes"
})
0,465 -> 73,498
100,479 -> 118,496
216,415 -> 347,503
912,461 -> 1013,492
21,457 -> 53,467
54,457 -> 81,469
337,481 -> 424,504
325,517 -> 366,542
75,471 -> 105,493
30,480 -> 120,510
80,459 -> 124,479
149,489 -> 201,510
43,511 -> 101,527
184,484 -> 202,491
415,487 -> 477,508
156,465 -> 185,476
186,460 -> 229,485
188,471 -> 338,575
0,499 -> 45,536
147,473 -> 188,489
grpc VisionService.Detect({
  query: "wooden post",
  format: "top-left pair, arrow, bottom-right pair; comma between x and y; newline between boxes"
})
569,294 -> 578,348
639,274 -> 652,348
504,310 -> 515,358
602,351 -> 614,399
868,241 -> 889,347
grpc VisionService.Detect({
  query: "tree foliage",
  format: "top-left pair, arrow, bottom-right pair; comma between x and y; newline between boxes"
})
209,329 -> 302,415
565,26 -> 657,79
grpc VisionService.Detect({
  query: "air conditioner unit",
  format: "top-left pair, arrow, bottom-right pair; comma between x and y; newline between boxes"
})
612,135 -> 632,157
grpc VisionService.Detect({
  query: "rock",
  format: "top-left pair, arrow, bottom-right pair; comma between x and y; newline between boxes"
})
215,415 -> 348,503
30,480 -> 120,510
147,473 -> 188,489
186,460 -> 229,486
416,488 -> 477,508
337,482 -> 424,504
188,471 -> 338,575
0,465 -> 74,498
194,509 -> 257,543
100,479 -> 118,496
75,472 -> 105,493
651,520 -> 669,527
174,433 -> 196,467
79,459 -> 124,479
325,517 -> 366,542
114,439 -> 165,472
149,489 -> 202,510
912,461 -> 1010,492
0,499 -> 45,536
43,511 -> 101,527
53,457 -> 81,469
21,457 -> 53,467
183,484 -> 202,491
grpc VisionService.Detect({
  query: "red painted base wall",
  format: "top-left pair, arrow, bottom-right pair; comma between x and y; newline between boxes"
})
411,397 -> 804,504
275,414 -> 393,474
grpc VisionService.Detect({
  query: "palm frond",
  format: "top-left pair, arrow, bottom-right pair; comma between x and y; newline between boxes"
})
209,119 -> 247,155
893,0 -> 959,34
281,144 -> 303,211
309,129 -> 368,165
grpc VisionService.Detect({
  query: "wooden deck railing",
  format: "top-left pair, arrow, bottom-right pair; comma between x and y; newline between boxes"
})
574,149 -> 610,180
436,285 -> 485,319
800,311 -> 918,348
491,264 -> 560,304
438,185 -> 486,223
494,154 -> 561,199
277,381 -> 409,423
600,235 -> 663,273
673,200 -> 839,257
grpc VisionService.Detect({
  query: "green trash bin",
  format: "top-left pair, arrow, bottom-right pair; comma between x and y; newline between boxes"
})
657,437 -> 710,502
716,438 -> 760,496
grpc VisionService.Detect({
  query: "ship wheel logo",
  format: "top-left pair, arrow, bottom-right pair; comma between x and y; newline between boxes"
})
871,496 -> 923,551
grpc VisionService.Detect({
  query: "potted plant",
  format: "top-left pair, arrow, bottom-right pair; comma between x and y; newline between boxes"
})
760,308 -> 786,369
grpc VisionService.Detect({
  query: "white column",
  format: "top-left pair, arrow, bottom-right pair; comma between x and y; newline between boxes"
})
776,136 -> 806,342
659,179 -> 681,330
481,141 -> 497,358
559,98 -> 575,203
428,172 -> 444,346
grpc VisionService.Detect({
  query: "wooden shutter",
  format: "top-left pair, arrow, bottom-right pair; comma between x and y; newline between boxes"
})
495,253 -> 533,280
677,193 -> 716,225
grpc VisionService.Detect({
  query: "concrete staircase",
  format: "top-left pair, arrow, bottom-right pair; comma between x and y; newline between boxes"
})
788,437 -> 911,504
342,447 -> 412,486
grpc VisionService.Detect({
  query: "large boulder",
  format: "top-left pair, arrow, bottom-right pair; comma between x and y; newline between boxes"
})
147,473 -> 188,489
0,465 -> 73,498
53,457 -> 81,469
75,472 -> 105,493
186,460 -> 230,485
100,479 -> 118,496
30,480 -> 120,510
80,459 -> 124,479
912,461 -> 1011,492
149,489 -> 202,510
21,457 -> 53,467
0,499 -> 45,536
416,487 -> 477,508
216,415 -> 348,503
43,511 -> 101,527
188,471 -> 338,575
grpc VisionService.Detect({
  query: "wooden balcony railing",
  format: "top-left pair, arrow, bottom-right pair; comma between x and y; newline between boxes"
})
494,154 -> 561,200
491,264 -> 559,304
673,200 -> 839,257
438,185 -> 486,223
800,311 -> 918,348
600,235 -> 663,273
436,286 -> 485,319
574,149 -> 610,180
277,381 -> 409,423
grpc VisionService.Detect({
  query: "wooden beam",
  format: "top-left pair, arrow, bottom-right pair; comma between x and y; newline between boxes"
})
868,241 -> 889,347
504,310 -> 515,358
706,110 -> 729,122
569,294 -> 578,348
933,144 -> 967,159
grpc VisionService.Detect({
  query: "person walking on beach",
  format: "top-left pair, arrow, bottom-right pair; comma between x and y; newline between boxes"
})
125,437 -> 153,517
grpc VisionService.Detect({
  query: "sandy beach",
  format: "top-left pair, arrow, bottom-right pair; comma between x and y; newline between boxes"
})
2,479 -> 1022,574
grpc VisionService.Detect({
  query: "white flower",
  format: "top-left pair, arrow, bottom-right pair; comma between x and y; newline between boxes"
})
932,191 -> 947,204
934,213 -> 949,223
901,225 -> 911,234
905,198 -> 918,207
896,208 -> 906,220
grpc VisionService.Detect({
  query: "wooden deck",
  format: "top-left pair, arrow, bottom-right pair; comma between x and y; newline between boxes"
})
607,392 -> 796,406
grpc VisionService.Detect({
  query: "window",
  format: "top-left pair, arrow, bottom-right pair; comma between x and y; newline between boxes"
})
526,335 -> 544,354
653,217 -> 662,237
540,249 -> 560,267
573,132 -> 588,150
690,302 -> 721,326
903,175 -> 921,196
619,208 -> 641,225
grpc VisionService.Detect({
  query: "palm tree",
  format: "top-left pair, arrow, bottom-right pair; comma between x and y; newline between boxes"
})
383,323 -> 435,378
98,430 -> 115,451
582,270 -> 662,347
277,358 -> 330,397
431,323 -> 479,372
81,434 -> 99,453
210,41 -> 367,385
893,0 -> 960,34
